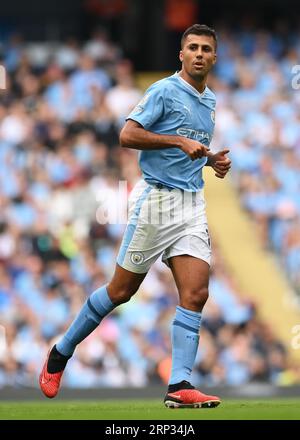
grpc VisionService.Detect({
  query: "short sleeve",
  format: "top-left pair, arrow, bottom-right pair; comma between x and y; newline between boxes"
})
126,85 -> 166,130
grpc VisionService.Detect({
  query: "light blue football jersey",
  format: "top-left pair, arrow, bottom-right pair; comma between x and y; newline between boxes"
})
126,72 -> 216,192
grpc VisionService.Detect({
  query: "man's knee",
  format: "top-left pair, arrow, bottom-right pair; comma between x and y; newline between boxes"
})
107,282 -> 139,305
107,264 -> 146,305
180,287 -> 209,311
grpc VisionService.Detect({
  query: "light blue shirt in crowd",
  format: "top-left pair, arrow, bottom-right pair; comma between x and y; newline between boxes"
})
126,72 -> 216,191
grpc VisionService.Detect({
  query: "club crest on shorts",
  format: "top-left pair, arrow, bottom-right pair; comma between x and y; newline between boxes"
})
130,252 -> 145,265
211,110 -> 215,123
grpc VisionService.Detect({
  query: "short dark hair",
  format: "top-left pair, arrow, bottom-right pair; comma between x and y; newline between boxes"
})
181,24 -> 217,50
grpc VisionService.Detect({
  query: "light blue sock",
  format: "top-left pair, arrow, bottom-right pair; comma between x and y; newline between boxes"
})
169,305 -> 201,385
56,285 -> 115,356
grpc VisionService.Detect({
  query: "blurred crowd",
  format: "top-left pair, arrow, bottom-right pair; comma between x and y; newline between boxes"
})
210,27 -> 300,294
0,26 -> 299,389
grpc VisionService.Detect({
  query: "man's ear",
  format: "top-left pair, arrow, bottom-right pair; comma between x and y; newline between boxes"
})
179,50 -> 183,62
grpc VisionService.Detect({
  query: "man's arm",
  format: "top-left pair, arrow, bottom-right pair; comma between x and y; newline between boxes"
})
120,119 -> 209,161
206,149 -> 231,179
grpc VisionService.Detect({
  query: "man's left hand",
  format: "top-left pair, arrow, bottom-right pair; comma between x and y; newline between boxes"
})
207,149 -> 231,179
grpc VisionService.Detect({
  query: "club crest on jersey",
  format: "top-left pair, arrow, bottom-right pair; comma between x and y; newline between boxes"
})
130,252 -> 145,265
211,110 -> 215,123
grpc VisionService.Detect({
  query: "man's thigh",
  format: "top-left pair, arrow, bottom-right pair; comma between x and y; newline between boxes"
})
169,255 -> 210,291
168,255 -> 210,311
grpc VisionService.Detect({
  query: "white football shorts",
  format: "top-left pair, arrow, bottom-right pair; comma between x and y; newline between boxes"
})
117,179 -> 211,274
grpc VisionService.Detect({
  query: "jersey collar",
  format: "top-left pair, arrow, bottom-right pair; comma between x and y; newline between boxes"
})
174,72 -> 207,98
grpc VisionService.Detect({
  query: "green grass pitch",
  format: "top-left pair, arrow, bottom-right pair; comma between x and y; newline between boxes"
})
0,398 -> 300,420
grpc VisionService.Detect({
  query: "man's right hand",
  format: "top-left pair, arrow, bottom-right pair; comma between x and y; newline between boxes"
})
178,137 -> 210,160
